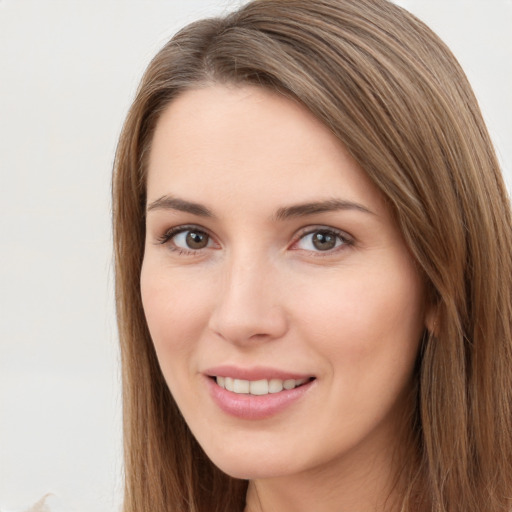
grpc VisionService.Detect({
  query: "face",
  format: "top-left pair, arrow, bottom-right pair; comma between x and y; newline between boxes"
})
141,85 -> 427,482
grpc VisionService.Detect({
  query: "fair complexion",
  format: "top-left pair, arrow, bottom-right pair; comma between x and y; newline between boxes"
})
141,84 -> 429,512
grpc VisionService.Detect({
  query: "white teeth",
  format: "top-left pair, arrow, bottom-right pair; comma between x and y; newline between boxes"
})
215,376 -> 309,395
224,377 -> 234,391
283,379 -> 296,390
250,379 -> 268,395
233,378 -> 250,393
268,379 -> 283,393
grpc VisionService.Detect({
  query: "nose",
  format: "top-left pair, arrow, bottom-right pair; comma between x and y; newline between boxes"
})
207,255 -> 288,345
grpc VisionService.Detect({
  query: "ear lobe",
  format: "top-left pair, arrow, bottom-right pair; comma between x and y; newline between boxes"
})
425,303 -> 438,336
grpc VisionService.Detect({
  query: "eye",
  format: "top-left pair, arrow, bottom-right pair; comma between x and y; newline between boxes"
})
293,228 -> 351,252
158,226 -> 214,252
175,229 -> 210,249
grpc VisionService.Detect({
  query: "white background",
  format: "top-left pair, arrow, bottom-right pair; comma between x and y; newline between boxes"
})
0,1 -> 510,511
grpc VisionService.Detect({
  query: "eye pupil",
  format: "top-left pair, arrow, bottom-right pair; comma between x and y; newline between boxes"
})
186,231 -> 208,249
312,231 -> 336,251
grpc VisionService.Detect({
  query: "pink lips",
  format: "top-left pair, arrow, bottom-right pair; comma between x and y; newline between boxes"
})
204,366 -> 315,420
205,365 -> 312,381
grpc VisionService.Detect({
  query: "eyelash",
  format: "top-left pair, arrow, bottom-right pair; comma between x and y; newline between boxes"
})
291,227 -> 354,255
156,225 -> 213,255
156,225 -> 354,256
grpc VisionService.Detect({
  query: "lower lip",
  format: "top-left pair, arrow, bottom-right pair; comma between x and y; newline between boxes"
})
206,377 -> 314,420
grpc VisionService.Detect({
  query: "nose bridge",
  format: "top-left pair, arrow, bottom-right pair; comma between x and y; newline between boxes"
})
208,248 -> 287,344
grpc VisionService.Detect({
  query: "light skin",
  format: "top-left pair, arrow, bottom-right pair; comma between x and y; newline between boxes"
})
141,84 -> 430,512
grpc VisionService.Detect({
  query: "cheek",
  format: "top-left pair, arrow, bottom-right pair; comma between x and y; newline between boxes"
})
289,261 -> 425,368
140,261 -> 214,368
298,264 -> 425,434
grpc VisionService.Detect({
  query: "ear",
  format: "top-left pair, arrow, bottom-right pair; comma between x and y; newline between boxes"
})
424,302 -> 438,336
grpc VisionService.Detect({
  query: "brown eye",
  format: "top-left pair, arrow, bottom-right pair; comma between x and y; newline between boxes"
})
312,231 -> 337,251
161,227 -> 212,251
294,228 -> 348,252
185,231 -> 209,249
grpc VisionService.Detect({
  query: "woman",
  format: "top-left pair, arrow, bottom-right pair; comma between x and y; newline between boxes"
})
112,0 -> 512,511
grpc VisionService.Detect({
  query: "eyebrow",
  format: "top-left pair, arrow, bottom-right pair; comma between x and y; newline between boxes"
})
273,199 -> 374,221
146,196 -> 214,217
146,195 -> 374,219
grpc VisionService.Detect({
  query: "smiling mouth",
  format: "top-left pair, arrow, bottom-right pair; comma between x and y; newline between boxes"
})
213,376 -> 315,395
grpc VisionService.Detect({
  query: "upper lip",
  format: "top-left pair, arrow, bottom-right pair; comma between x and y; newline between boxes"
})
203,365 -> 314,381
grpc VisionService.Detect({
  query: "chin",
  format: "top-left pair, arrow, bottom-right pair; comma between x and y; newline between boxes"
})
214,460 -> 290,481
201,442 -> 299,480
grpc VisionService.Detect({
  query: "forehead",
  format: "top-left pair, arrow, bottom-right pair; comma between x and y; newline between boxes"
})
146,84 -> 387,216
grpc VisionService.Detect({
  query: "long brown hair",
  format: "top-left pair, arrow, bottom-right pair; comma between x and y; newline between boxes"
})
112,1 -> 512,510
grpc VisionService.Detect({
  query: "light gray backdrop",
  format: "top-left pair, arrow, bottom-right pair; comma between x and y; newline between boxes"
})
0,1 -> 510,511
